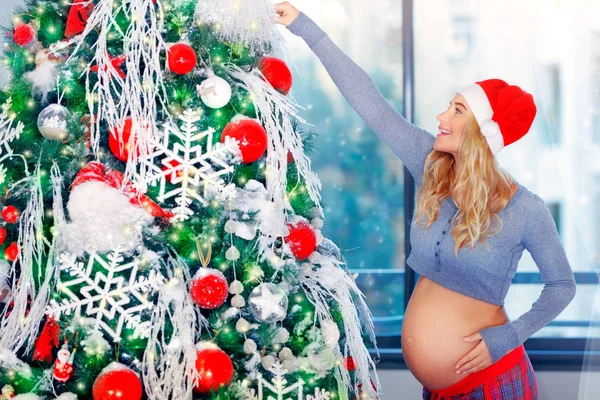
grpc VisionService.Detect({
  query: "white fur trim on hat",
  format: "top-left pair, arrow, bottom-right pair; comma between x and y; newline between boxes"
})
459,83 -> 504,155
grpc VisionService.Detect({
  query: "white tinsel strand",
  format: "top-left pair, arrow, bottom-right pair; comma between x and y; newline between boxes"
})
18,164 -> 65,353
120,0 -> 170,184
300,255 -> 381,400
66,0 -> 169,183
0,163 -> 56,353
194,0 -> 287,57
223,63 -> 323,255
142,252 -> 206,400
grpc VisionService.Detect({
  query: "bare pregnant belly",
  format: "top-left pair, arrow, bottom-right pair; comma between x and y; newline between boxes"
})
401,276 -> 510,390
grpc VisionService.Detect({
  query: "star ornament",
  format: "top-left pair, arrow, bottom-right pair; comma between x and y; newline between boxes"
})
249,283 -> 288,323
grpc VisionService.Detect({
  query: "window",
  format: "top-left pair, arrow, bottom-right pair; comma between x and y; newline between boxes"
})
537,64 -> 562,146
283,1 -> 407,340
593,32 -> 600,144
285,0 -> 596,370
447,15 -> 474,62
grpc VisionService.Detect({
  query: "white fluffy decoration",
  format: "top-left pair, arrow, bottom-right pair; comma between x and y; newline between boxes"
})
59,180 -> 154,256
230,179 -> 288,241
99,361 -> 138,375
25,51 -> 60,103
81,329 -> 111,357
56,393 -> 78,400
13,394 -> 41,400
194,0 -> 286,57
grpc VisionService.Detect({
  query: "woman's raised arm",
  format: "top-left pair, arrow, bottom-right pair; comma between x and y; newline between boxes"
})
280,7 -> 435,184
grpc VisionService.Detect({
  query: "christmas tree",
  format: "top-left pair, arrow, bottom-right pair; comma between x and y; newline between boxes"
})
0,0 -> 380,399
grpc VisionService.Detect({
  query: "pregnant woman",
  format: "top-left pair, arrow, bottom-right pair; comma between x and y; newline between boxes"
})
275,3 -> 577,399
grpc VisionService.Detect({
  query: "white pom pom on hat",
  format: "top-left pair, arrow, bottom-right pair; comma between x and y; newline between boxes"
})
458,79 -> 537,156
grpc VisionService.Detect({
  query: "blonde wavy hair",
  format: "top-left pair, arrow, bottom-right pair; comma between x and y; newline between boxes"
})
413,114 -> 518,257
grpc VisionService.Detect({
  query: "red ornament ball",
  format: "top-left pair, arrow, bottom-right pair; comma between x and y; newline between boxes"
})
193,345 -> 234,393
344,356 -> 357,371
221,118 -> 268,164
168,43 -> 197,75
0,227 -> 6,246
92,363 -> 142,400
5,242 -> 18,262
284,221 -> 317,260
1,206 -> 19,224
190,268 -> 229,309
108,118 -> 139,162
256,56 -> 293,95
13,24 -> 36,47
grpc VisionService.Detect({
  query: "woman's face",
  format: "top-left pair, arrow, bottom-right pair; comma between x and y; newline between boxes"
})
434,93 -> 474,158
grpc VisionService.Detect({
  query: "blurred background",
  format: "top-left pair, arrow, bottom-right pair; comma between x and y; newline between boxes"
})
2,0 -> 599,398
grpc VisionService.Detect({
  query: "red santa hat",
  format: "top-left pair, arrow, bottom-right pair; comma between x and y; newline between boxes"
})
458,79 -> 537,156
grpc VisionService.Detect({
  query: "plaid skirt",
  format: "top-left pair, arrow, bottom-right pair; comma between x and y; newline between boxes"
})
422,344 -> 538,400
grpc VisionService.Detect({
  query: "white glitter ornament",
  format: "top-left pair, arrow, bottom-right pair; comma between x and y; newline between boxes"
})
37,104 -> 70,140
228,279 -> 244,294
248,283 -> 288,323
278,347 -> 293,361
224,219 -> 237,234
236,317 -> 251,333
231,294 -> 245,308
196,72 -> 232,109
225,245 -> 240,261
243,338 -> 257,354
260,355 -> 275,370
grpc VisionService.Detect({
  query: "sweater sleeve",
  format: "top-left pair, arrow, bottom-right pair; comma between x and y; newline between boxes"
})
478,196 -> 577,363
286,11 -> 435,185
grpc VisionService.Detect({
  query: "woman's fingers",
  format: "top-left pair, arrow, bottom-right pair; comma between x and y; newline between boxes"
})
274,2 -> 299,26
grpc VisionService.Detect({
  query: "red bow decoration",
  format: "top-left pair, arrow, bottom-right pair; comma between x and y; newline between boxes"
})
90,54 -> 127,79
32,316 -> 61,363
72,161 -> 174,219
65,0 -> 94,38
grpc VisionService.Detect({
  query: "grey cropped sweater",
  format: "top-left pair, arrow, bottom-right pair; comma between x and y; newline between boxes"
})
286,11 -> 577,364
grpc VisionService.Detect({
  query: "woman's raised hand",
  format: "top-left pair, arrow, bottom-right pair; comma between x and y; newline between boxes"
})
274,2 -> 300,27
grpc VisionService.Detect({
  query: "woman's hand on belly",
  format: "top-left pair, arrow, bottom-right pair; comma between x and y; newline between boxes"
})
454,331 -> 493,374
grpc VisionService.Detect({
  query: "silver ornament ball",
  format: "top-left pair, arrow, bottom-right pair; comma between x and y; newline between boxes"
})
248,282 -> 289,323
37,104 -> 70,140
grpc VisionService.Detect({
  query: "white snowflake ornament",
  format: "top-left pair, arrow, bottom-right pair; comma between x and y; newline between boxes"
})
134,109 -> 241,221
46,249 -> 165,342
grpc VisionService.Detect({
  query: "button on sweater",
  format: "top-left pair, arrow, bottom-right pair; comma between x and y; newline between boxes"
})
286,11 -> 577,364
